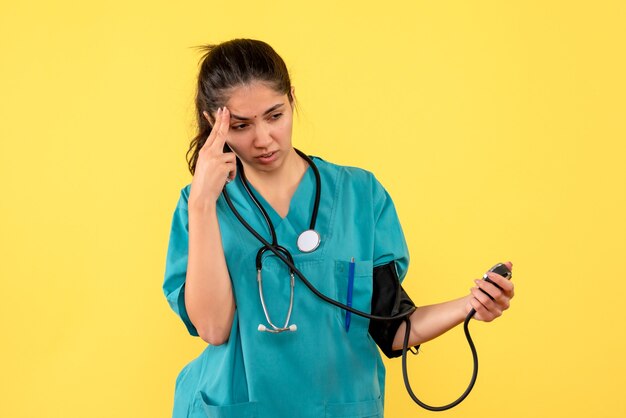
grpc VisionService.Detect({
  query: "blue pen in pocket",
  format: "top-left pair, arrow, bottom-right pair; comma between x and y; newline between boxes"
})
345,257 -> 355,332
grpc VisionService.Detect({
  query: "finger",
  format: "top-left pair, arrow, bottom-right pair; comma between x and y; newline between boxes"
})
216,152 -> 237,176
471,297 -> 501,322
475,278 -> 503,301
201,107 -> 222,150
486,271 -> 515,296
504,261 -> 513,271
477,281 -> 511,312
471,289 -> 503,318
208,155 -> 235,188
211,107 -> 230,152
227,155 -> 237,181
471,286 -> 497,311
469,297 -> 496,322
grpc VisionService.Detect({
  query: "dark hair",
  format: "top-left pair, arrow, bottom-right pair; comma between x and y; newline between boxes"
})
186,39 -> 294,175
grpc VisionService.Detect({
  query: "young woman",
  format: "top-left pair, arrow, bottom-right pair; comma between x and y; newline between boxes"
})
163,39 -> 514,418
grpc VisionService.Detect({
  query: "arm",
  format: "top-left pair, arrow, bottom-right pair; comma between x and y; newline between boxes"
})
392,262 -> 514,350
185,107 -> 237,345
391,296 -> 468,350
186,204 -> 235,345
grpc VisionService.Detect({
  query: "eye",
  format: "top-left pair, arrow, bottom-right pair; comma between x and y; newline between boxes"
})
269,113 -> 283,121
231,123 -> 249,130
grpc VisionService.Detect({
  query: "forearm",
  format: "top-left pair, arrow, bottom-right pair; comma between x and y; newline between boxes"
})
185,204 -> 235,345
391,295 -> 470,350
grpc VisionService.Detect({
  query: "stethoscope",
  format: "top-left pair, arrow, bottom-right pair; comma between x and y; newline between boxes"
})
220,148 -> 510,411
238,148 -> 321,333
222,149 -> 414,332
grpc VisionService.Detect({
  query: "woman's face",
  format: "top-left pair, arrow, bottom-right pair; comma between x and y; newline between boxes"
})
221,81 -> 294,174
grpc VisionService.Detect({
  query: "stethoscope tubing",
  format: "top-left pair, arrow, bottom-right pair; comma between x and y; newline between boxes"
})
221,184 -> 416,322
401,311 -> 480,411
238,159 -> 279,246
238,148 -> 320,245
221,151 -> 484,412
224,183 -> 480,410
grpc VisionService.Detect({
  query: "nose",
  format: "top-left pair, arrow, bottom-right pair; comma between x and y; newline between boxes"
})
253,123 -> 273,149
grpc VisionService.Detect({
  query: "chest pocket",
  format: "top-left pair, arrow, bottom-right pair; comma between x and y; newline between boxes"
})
190,394 -> 258,418
325,394 -> 383,418
333,259 -> 373,336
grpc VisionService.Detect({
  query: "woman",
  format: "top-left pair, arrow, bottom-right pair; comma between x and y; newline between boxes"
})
163,39 -> 514,418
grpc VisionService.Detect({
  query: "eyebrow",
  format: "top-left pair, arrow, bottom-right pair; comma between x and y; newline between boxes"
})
230,103 -> 285,121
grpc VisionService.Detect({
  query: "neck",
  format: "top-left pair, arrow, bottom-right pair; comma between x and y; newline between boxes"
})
242,148 -> 307,189
240,148 -> 309,219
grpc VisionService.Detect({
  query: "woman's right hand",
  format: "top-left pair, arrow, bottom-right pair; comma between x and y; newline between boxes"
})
188,107 -> 237,210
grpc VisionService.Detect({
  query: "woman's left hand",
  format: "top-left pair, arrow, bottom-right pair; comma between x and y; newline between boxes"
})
468,261 -> 515,322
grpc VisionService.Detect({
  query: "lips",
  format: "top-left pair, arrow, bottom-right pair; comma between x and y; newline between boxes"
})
256,151 -> 279,164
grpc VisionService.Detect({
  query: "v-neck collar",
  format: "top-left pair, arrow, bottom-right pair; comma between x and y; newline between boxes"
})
241,163 -> 314,231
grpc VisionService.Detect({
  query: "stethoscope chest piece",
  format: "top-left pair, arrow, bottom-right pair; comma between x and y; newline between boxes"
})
297,229 -> 321,253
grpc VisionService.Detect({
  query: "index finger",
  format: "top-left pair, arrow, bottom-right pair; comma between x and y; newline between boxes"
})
199,110 -> 217,150
486,271 -> 515,295
210,107 -> 231,152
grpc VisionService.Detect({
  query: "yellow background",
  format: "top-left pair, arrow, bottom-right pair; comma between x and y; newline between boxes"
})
1,1 -> 625,417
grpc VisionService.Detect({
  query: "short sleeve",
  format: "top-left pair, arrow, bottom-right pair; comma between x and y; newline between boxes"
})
372,180 -> 410,282
163,187 -> 198,336
369,178 -> 418,358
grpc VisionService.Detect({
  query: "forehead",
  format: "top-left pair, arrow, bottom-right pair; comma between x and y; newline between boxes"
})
224,82 -> 288,117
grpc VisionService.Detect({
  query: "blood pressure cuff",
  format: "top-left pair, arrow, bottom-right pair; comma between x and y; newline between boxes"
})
368,261 -> 418,358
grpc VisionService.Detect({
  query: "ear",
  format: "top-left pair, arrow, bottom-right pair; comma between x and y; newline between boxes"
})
289,86 -> 296,108
202,110 -> 215,127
